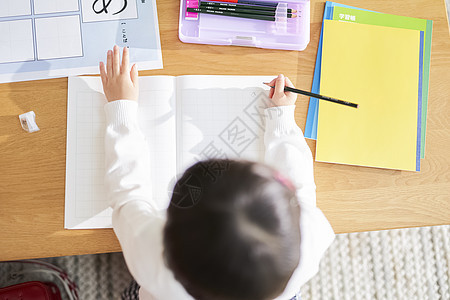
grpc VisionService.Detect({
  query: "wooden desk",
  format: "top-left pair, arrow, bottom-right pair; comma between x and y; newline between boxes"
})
1,0 -> 449,261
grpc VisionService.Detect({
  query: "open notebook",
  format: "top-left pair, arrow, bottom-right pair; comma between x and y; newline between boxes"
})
65,75 -> 274,229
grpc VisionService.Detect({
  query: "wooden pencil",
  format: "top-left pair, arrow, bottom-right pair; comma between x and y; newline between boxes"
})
263,83 -> 359,108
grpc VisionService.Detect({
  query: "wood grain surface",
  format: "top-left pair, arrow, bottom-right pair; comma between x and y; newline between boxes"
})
0,0 -> 449,261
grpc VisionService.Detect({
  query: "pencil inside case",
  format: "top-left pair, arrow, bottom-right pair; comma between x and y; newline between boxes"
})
179,0 -> 310,50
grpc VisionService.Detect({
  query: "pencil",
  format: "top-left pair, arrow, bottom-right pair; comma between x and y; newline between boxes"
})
199,4 -> 296,17
263,83 -> 359,108
200,1 -> 297,13
209,0 -> 279,7
187,8 -> 296,21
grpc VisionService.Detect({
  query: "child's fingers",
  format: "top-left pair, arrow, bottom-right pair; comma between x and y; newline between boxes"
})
284,77 -> 296,96
130,64 -> 138,87
274,74 -> 285,95
121,47 -> 129,73
268,78 -> 277,86
107,50 -> 113,76
113,45 -> 120,75
99,62 -> 107,85
267,78 -> 276,98
285,77 -> 297,102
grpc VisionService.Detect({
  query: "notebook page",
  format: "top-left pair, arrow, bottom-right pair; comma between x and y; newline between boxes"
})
175,75 -> 274,174
65,76 -> 176,229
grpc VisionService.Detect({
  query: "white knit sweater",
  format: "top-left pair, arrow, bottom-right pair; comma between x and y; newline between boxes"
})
104,100 -> 335,300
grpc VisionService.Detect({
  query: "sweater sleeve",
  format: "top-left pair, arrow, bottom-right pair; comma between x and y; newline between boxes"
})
264,105 -> 316,206
104,100 -> 153,211
104,100 -> 195,300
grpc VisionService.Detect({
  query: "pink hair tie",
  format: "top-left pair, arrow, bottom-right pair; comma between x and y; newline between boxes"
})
274,171 -> 295,191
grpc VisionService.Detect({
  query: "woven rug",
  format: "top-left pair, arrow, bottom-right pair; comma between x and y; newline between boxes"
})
12,225 -> 442,300
300,225 -> 450,300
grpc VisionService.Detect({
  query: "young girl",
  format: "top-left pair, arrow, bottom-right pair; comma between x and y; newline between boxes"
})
100,46 -> 335,300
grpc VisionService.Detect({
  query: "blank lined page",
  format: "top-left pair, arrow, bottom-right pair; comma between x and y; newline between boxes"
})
176,75 -> 274,173
65,76 -> 176,229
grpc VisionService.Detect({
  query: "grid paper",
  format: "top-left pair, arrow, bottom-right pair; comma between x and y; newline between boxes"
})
66,75 -> 273,229
33,0 -> 79,15
176,75 -> 274,172
0,19 -> 35,64
35,15 -> 83,60
0,0 -> 31,18
0,0 -> 162,83
66,76 -> 176,229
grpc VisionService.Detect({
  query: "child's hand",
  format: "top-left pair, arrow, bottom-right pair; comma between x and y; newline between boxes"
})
267,74 -> 297,107
99,45 -> 139,102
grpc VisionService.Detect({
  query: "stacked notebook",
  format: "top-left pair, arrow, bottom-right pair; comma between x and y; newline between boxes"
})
304,1 -> 432,171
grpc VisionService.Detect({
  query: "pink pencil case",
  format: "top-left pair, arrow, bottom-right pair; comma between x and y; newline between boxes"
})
179,0 -> 310,50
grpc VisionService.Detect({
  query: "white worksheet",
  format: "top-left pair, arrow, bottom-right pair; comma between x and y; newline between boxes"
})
0,0 -> 162,83
66,75 -> 274,229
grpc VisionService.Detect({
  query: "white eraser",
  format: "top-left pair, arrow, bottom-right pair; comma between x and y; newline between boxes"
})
19,111 -> 40,133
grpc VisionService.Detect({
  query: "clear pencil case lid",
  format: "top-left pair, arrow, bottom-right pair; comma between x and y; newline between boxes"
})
179,0 -> 310,50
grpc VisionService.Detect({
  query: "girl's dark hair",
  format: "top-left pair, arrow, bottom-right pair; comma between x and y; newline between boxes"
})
163,159 -> 301,300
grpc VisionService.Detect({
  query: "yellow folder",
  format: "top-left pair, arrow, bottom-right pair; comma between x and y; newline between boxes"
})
316,20 -> 421,171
